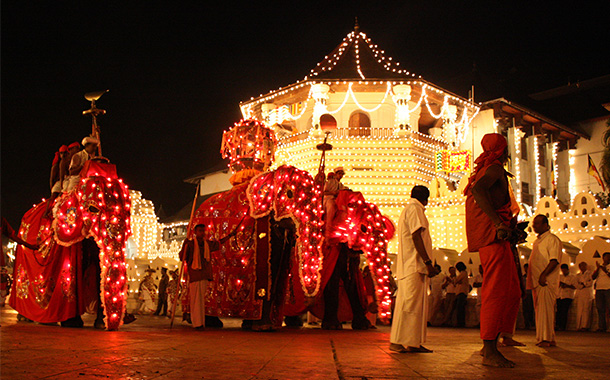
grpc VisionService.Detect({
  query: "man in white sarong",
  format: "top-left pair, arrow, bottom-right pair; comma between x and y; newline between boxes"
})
574,262 -> 594,331
390,186 -> 439,353
527,214 -> 562,347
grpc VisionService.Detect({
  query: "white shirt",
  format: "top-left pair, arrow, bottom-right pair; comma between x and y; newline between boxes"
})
595,263 -> 610,290
455,271 -> 470,295
69,149 -> 93,174
558,274 -> 576,299
575,270 -> 594,298
445,276 -> 456,294
395,198 -> 433,279
528,230 -> 563,290
430,272 -> 446,296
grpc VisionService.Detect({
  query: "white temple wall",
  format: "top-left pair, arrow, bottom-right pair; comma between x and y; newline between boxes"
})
459,109 -> 496,159
198,170 -> 232,196
325,91 -> 396,129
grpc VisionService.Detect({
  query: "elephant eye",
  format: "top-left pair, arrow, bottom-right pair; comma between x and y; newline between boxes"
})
360,224 -> 367,233
286,189 -> 293,199
88,205 -> 100,213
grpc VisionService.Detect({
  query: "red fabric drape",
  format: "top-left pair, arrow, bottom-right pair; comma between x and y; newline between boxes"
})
9,201 -> 87,323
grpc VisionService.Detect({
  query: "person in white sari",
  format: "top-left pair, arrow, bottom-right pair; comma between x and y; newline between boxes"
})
527,215 -> 562,347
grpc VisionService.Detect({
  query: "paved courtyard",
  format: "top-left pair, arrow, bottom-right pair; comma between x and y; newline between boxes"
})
1,307 -> 609,379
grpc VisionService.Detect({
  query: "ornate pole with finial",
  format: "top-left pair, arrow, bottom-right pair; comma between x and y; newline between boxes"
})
83,90 -> 109,157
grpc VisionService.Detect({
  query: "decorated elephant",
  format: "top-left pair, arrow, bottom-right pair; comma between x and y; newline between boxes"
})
187,118 -> 395,330
9,160 -> 131,330
284,188 -> 395,329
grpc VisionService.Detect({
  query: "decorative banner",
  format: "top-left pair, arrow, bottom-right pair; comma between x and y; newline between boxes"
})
435,150 -> 472,173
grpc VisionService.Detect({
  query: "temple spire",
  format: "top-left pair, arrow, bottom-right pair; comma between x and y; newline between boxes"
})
354,17 -> 360,33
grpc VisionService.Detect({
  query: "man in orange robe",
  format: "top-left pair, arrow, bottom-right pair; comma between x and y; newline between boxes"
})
465,133 -> 521,368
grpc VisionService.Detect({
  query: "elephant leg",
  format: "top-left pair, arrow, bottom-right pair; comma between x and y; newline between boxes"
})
60,315 -> 84,328
343,252 -> 370,330
322,247 -> 345,330
205,315 -> 223,328
83,238 -> 105,329
284,315 -> 303,327
253,222 -> 294,332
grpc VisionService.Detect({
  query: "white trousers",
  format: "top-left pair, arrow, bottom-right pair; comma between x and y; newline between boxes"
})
189,280 -> 208,328
390,272 -> 429,348
533,285 -> 557,343
574,294 -> 593,329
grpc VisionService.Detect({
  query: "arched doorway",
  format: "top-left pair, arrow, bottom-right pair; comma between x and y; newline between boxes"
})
348,111 -> 371,136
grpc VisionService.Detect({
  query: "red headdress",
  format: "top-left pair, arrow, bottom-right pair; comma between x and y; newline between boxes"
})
59,145 -> 68,153
68,142 -> 80,150
464,133 -> 508,194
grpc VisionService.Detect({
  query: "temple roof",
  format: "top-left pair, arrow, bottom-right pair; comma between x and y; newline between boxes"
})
306,26 -> 419,82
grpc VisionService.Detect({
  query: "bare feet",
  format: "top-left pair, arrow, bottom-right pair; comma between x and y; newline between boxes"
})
536,340 -> 556,347
481,344 -> 515,368
501,337 -> 525,346
406,345 -> 433,353
482,350 -> 516,368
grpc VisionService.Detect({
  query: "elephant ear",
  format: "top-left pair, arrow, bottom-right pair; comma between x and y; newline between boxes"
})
53,193 -> 85,246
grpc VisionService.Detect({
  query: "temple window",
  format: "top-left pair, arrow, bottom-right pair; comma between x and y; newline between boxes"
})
348,111 -> 371,136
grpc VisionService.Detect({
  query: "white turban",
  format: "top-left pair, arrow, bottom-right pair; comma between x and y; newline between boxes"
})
334,166 -> 345,174
82,136 -> 100,146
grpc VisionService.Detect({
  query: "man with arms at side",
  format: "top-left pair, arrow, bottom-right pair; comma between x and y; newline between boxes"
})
556,263 -> 576,331
389,186 -> 439,353
465,133 -> 521,368
527,215 -> 562,346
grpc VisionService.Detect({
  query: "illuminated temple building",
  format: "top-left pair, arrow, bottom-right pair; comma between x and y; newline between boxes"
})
124,26 -> 609,278
236,25 -> 609,267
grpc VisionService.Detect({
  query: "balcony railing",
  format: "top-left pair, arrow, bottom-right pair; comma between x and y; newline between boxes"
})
278,127 -> 448,149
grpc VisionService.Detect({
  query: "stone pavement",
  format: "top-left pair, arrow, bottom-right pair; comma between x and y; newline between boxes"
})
1,307 -> 609,380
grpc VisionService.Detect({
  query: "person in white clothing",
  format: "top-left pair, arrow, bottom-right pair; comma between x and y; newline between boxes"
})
592,252 -> 610,332
390,186 -> 439,353
556,264 -> 576,331
574,262 -> 594,331
62,137 -> 99,193
527,214 -> 562,347
428,264 -> 445,325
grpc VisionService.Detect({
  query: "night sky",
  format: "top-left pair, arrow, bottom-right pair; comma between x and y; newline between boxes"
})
2,2 -> 608,226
